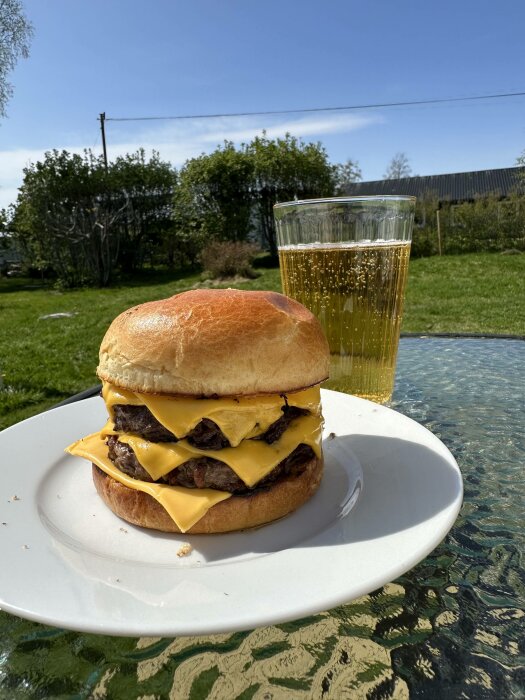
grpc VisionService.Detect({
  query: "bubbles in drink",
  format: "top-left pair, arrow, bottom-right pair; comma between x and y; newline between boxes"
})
278,241 -> 411,403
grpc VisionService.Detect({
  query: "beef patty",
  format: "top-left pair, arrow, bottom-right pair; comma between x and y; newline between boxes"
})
112,403 -> 308,448
106,435 -> 315,494
108,401 -> 314,493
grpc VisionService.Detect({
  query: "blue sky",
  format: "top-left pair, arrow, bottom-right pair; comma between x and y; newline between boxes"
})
1,0 -> 525,209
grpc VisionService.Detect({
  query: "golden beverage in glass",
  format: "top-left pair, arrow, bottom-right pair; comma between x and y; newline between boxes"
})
274,197 -> 415,403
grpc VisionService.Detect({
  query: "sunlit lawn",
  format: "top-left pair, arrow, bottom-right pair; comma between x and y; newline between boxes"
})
1,252 -> 523,429
402,253 -> 525,334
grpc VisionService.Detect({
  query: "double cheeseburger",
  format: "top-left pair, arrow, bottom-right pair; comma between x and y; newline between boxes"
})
66,289 -> 330,534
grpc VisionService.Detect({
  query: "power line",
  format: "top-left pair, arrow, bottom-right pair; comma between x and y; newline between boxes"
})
104,90 -> 525,123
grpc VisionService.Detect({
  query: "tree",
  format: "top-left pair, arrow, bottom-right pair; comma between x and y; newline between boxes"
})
0,0 -> 33,118
110,149 -> 176,271
9,148 -> 176,285
246,133 -> 336,256
383,152 -> 412,180
333,159 -> 362,194
173,134 -> 336,258
11,150 -> 123,286
173,141 -> 254,245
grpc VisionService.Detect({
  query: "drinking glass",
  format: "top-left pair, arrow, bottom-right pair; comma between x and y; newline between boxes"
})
274,196 -> 415,403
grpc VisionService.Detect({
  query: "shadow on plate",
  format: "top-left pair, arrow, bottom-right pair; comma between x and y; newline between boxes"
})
73,433 -> 462,565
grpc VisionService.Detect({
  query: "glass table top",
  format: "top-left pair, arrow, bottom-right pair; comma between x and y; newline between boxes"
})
0,337 -> 523,699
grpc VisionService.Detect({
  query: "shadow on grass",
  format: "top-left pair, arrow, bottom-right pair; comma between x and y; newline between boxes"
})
113,267 -> 201,289
0,278 -> 53,294
0,268 -> 202,295
1,382 -> 69,402
0,384 -> 73,430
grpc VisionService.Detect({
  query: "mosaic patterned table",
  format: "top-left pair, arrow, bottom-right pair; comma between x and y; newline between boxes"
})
1,337 -> 523,699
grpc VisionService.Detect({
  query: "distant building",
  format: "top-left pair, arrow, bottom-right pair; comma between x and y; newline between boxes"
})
342,166 -> 525,204
342,166 -> 525,255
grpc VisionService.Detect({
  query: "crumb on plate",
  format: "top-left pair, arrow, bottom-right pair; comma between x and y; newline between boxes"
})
177,543 -> 193,557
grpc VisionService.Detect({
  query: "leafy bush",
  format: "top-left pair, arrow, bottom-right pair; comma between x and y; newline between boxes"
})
411,228 -> 437,257
410,193 -> 440,258
159,227 -> 207,270
200,241 -> 261,279
409,191 -> 525,256
441,194 -> 525,254
9,148 -> 176,287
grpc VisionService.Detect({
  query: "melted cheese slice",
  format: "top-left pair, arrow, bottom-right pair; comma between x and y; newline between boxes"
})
111,413 -> 322,486
103,382 -> 321,447
66,433 -> 231,533
71,384 -> 324,531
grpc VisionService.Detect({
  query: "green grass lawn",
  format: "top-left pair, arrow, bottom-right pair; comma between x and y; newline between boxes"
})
1,252 -> 524,429
402,253 -> 525,334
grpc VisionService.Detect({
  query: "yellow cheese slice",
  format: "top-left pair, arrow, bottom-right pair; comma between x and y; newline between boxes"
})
66,433 -> 231,533
100,418 -> 118,436
102,382 -> 142,407
102,382 -> 321,447
117,413 -> 322,487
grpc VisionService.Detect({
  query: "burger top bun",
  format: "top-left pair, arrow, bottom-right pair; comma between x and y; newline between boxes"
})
97,289 -> 330,396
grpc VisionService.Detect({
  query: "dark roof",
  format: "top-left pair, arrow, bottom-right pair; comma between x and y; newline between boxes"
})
343,166 -> 525,202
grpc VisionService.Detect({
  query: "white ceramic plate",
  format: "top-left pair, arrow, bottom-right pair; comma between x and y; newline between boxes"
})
0,390 -> 462,637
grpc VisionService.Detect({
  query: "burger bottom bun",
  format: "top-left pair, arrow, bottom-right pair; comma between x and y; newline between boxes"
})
92,455 -> 323,534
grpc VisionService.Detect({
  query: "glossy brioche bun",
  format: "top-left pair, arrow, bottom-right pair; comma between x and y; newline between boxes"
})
92,455 -> 323,533
97,289 -> 329,396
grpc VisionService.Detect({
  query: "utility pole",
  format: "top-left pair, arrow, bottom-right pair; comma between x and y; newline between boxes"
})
99,112 -> 108,170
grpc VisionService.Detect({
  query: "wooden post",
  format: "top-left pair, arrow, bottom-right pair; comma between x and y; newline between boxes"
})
99,112 -> 108,171
436,209 -> 442,256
